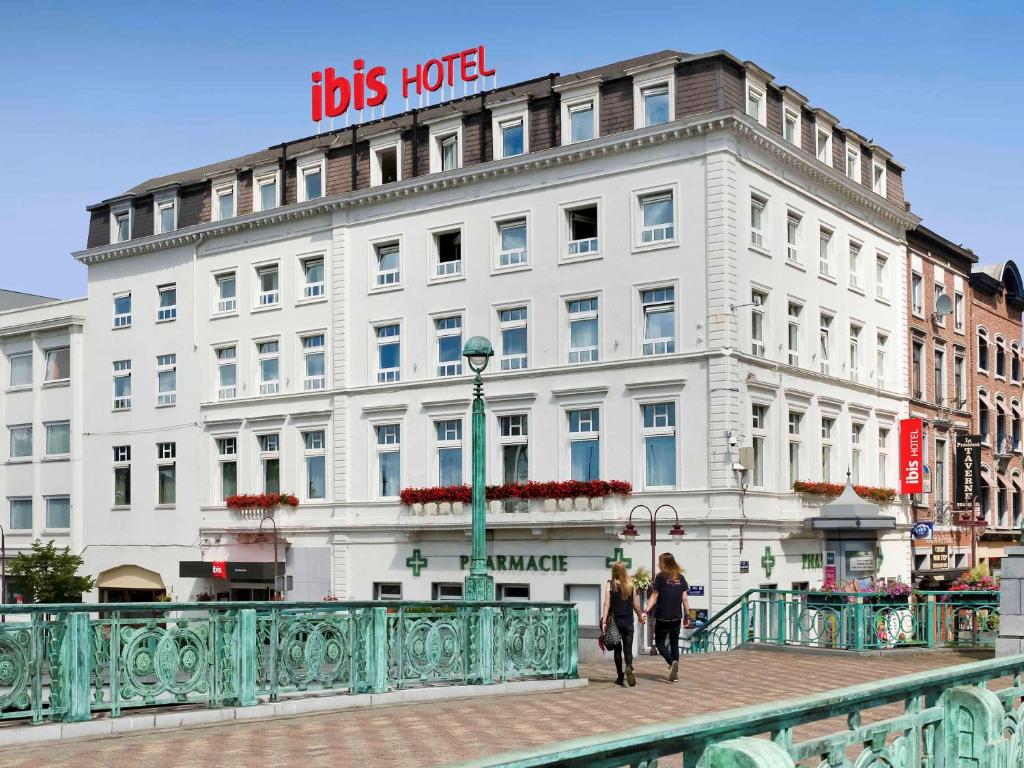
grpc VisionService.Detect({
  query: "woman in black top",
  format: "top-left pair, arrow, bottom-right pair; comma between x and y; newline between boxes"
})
600,561 -> 645,687
643,552 -> 689,682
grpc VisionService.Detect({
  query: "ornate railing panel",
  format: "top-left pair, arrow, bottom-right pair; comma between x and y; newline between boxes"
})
449,653 -> 1024,768
0,600 -> 576,724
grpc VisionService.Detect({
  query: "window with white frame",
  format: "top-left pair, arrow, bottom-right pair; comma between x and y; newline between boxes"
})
215,271 -> 237,313
750,195 -> 767,249
750,290 -> 767,358
849,324 -> 861,382
568,101 -> 595,142
302,334 -> 326,391
257,340 -> 280,395
157,284 -> 176,321
500,118 -> 525,157
935,438 -> 948,504
438,132 -> 459,171
567,205 -> 598,257
303,258 -> 325,299
9,352 -> 31,387
435,316 -> 463,377
157,442 -> 176,505
788,411 -> 802,486
639,192 -> 674,244
911,272 -> 923,315
497,219 -> 527,268
113,359 -> 131,410
375,424 -> 401,498
848,241 -> 862,289
640,84 -> 670,127
433,583 -> 464,601
934,346 -> 946,406
375,242 -> 400,287
818,314 -> 832,375
787,302 -> 802,366
303,430 -> 326,500
156,354 -> 176,406
157,199 -> 176,234
45,421 -> 69,457
9,498 -> 31,531
816,128 -> 832,164
45,496 -> 70,530
568,408 -> 600,481
436,419 -> 463,486
498,415 -> 529,495
113,292 -> 132,328
846,146 -> 860,180
216,346 -> 237,400
911,338 -> 924,399
934,283 -> 946,326
979,328 -> 990,371
375,582 -> 403,601
872,162 -> 886,197
44,347 -> 69,383
258,433 -> 280,494
783,108 -> 799,144
786,211 -> 801,263
642,402 -> 676,488
750,404 -> 767,487
954,352 -> 966,408
851,423 -> 864,484
875,254 -> 888,299
997,335 -> 1008,378
256,172 -> 278,212
371,143 -> 400,186
746,86 -> 764,123
217,438 -> 236,500
642,287 -> 675,356
114,210 -> 131,242
498,308 -> 528,370
434,230 -> 462,277
256,264 -> 280,307
818,227 -> 833,276
1014,344 -> 1022,383
301,162 -> 323,201
876,333 -> 888,388
820,416 -> 834,482
952,291 -> 965,332
878,427 -> 890,485
375,324 -> 401,382
568,297 -> 599,364
9,425 -> 31,459
113,445 -> 131,506
214,183 -> 235,221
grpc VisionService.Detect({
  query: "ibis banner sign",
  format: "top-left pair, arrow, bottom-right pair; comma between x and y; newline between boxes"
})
899,418 -> 924,494
954,434 -> 982,509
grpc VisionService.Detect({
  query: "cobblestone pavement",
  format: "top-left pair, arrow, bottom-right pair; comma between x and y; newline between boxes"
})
0,649 -> 986,768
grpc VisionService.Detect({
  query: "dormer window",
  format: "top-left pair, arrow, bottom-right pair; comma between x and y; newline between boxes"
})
490,102 -> 529,160
213,181 -> 236,221
156,198 -> 176,234
641,84 -> 669,127
254,168 -> 280,212
816,129 -> 832,164
783,108 -> 800,144
111,205 -> 132,243
846,145 -> 860,180
568,102 -> 595,142
746,87 -> 764,125
297,157 -> 325,202
428,118 -> 463,173
501,118 -> 524,157
872,162 -> 887,197
371,141 -> 401,186
440,135 -> 458,171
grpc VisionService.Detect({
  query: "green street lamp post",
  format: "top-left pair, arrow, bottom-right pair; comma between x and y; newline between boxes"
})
463,336 -> 495,602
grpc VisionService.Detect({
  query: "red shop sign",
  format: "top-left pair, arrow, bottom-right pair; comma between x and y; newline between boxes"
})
211,561 -> 228,580
899,418 -> 923,494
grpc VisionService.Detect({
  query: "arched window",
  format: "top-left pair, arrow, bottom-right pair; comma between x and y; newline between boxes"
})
979,390 -> 990,442
1014,471 -> 1023,528
1013,343 -> 1021,382
979,468 -> 991,520
1014,399 -> 1022,451
998,479 -> 1009,527
996,395 -> 1007,447
978,328 -> 989,372
996,335 -> 1007,377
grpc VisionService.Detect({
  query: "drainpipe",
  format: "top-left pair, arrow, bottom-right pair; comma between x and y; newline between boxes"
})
479,98 -> 486,162
192,234 -> 204,351
279,143 -> 288,205
411,110 -> 419,177
351,125 -> 358,191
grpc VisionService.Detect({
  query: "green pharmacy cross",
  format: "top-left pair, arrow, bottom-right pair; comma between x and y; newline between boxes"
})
606,547 -> 632,569
761,546 -> 776,578
406,548 -> 428,577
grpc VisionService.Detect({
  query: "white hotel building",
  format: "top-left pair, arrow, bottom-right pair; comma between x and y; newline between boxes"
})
8,50 -> 924,621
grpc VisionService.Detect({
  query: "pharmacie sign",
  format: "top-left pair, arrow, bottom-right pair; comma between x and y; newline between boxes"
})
311,45 -> 496,122
899,418 -> 924,494
458,554 -> 568,573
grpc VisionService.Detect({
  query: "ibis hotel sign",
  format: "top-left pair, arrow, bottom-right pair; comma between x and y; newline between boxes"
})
311,45 -> 496,122
899,418 -> 924,494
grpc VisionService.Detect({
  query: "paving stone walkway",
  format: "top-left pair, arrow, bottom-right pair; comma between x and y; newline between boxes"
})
0,649 -> 985,768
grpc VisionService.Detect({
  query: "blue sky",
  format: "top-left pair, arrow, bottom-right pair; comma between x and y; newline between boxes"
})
1,0 -> 1021,298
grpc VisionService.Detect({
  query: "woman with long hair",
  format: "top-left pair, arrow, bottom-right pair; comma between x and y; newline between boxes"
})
600,561 -> 645,687
643,552 -> 689,682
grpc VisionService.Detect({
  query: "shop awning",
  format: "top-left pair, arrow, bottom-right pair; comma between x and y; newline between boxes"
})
808,474 -> 897,531
97,564 -> 165,590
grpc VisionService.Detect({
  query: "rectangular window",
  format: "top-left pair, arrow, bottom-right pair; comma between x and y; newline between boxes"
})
216,346 -> 237,400
954,291 -> 965,332
875,255 -> 887,299
749,195 -> 766,248
499,415 -> 529,501
440,134 -> 459,171
751,404 -> 767,487
44,347 -> 70,383
786,212 -> 801,263
787,303 -> 801,366
876,333 -> 888,389
115,212 -> 130,242
158,201 -> 175,234
257,265 -> 280,307
954,353 -> 966,407
788,411 -> 802,486
303,165 -> 323,200
9,425 -> 31,459
113,359 -> 132,410
643,402 -> 676,488
375,243 -> 400,286
498,584 -> 531,602
376,424 -> 401,498
568,298 -> 599,364
302,334 -> 326,391
303,258 -> 325,299
303,430 -> 326,500
257,340 -> 280,395
569,102 -> 595,142
216,272 -> 237,313
816,129 -> 831,164
848,241 -> 861,289
373,145 -> 399,185
746,87 -> 763,122
851,423 -> 864,484
157,442 -> 176,505
911,273 -> 923,315
818,314 -> 832,375
878,428 -> 890,486
258,176 -> 278,211
375,324 -> 401,382
436,419 -> 463,486
374,583 -> 403,601
498,220 -> 528,268
568,408 -> 600,481
432,583 -> 464,601
217,438 -> 237,500
872,163 -> 886,196
750,290 -> 767,358
935,439 -> 947,504
9,352 -> 31,387
499,307 -> 528,371
934,283 -> 946,326
113,445 -> 131,506
642,287 -> 675,356
820,417 -> 834,482
156,353 -> 176,406
818,228 -> 833,276
45,496 -> 70,530
501,119 -> 525,157
640,193 -> 674,244
156,285 -> 177,323
113,292 -> 132,328
45,422 -> 70,456
849,325 -> 861,382
435,231 -> 462,277
9,498 -> 31,530
846,147 -> 860,180
641,84 -> 669,126
257,433 -> 280,494
783,109 -> 798,144
567,205 -> 599,256
912,340 -> 924,399
435,316 -> 463,377
934,347 -> 946,406
215,185 -> 235,221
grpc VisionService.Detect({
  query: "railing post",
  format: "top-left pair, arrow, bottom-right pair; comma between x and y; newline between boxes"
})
697,736 -> 796,768
368,606 -> 388,693
740,596 -> 750,645
565,605 -> 579,679
475,605 -> 496,684
62,612 -> 93,722
925,594 -> 936,649
853,599 -> 865,651
775,595 -> 786,645
234,608 -> 257,707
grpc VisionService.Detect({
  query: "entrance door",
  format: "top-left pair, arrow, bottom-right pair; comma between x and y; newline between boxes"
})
230,585 -> 271,601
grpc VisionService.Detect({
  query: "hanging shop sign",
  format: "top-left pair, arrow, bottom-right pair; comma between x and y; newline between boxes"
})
899,418 -> 924,494
311,45 -> 496,122
911,522 -> 934,541
211,561 -> 228,580
954,434 -> 982,509
457,554 -> 568,573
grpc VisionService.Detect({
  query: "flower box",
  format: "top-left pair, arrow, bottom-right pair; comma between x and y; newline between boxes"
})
400,480 -> 632,507
792,481 -> 897,505
225,493 -> 300,512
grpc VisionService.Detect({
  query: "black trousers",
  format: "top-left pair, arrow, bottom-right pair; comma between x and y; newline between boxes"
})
612,618 -> 634,679
654,618 -> 681,665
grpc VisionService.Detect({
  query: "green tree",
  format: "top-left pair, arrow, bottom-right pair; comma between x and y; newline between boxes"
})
8,540 -> 95,603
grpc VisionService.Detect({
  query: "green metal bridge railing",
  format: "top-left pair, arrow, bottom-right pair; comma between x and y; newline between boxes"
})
686,589 -> 1000,654
452,651 -> 1024,768
0,600 -> 578,724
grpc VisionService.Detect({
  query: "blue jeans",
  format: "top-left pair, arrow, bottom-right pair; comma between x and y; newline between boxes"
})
655,618 -> 681,665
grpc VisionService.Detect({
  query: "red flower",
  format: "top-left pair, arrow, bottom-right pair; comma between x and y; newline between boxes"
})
792,481 -> 896,505
225,493 -> 300,510
399,480 -> 633,505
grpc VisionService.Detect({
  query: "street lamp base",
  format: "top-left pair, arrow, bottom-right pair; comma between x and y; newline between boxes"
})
464,573 -> 495,602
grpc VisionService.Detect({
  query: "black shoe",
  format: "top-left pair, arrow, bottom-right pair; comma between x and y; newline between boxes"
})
614,678 -> 625,687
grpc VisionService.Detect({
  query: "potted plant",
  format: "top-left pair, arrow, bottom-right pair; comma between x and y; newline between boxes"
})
807,578 -> 853,608
944,564 -> 1000,604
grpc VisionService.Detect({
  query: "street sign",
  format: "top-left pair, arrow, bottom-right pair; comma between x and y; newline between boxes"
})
739,560 -> 749,574
687,585 -> 705,596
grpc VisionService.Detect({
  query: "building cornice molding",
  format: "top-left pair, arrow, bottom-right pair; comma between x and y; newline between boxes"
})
0,314 -> 86,338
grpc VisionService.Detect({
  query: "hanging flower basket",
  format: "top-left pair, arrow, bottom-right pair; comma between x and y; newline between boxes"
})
225,493 -> 300,512
792,481 -> 898,505
400,480 -> 631,506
